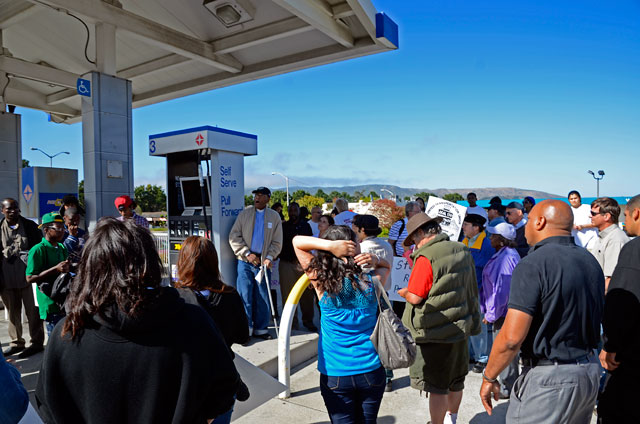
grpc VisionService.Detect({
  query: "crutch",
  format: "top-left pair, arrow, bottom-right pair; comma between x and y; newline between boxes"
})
262,264 -> 279,338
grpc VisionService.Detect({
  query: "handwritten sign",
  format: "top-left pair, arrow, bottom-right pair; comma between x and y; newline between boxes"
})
425,196 -> 467,241
388,256 -> 411,302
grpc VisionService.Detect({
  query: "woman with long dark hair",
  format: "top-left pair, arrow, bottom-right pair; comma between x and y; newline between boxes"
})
175,236 -> 250,424
36,218 -> 239,423
293,226 -> 385,423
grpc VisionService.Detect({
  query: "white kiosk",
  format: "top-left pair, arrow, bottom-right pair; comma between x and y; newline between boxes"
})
149,126 -> 257,285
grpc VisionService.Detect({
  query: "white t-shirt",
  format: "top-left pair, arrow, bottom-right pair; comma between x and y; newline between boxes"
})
308,220 -> 320,237
334,210 -> 357,227
571,204 -> 599,250
466,205 -> 488,221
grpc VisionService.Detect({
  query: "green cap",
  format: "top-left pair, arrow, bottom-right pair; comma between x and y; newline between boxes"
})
39,212 -> 64,229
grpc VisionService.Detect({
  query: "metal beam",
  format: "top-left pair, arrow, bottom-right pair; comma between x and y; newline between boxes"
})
0,56 -> 79,88
133,37 -> 379,107
0,2 -> 39,29
213,16 -> 313,53
331,3 -> 354,19
3,79 -> 79,117
46,17 -> 314,106
272,0 -> 354,48
26,0 -> 243,73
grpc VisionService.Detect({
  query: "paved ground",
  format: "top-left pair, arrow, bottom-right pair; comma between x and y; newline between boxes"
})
1,309 -> 598,423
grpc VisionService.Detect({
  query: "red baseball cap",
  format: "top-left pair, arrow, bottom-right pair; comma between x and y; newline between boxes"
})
114,195 -> 133,209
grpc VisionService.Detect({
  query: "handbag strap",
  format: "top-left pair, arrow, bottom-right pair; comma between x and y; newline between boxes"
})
372,277 -> 393,313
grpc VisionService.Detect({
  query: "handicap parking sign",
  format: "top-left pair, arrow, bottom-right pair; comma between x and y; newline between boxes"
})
77,78 -> 91,97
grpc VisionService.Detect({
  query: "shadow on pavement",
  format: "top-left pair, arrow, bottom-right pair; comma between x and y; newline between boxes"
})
290,385 -> 320,397
469,402 -> 509,423
391,375 -> 410,390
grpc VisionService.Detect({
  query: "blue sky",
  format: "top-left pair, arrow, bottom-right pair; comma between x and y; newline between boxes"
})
19,0 -> 640,197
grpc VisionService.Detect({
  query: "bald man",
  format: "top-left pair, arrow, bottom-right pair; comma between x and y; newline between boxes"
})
480,200 -> 604,423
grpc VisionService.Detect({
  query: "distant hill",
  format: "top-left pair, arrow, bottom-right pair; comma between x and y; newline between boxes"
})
246,184 -> 560,201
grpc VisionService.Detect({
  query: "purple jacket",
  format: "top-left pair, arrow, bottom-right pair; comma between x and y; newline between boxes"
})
480,247 -> 520,323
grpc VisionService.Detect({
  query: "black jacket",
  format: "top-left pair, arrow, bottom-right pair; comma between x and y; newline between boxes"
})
35,287 -> 240,423
177,287 -> 250,349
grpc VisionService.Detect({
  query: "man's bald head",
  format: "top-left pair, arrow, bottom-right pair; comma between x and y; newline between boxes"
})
525,199 -> 573,246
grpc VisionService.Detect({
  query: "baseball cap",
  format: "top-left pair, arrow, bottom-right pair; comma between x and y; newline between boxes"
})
463,214 -> 486,227
523,196 -> 536,205
39,212 -> 64,228
487,222 -> 517,241
252,187 -> 271,196
506,201 -> 525,211
114,195 -> 134,210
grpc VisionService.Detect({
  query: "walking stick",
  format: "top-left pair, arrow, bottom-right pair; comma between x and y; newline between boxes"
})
262,264 -> 279,338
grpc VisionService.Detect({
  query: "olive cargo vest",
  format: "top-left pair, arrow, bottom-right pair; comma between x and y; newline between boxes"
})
402,233 -> 481,344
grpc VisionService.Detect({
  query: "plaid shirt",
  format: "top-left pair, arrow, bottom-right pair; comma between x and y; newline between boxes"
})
118,212 -> 149,228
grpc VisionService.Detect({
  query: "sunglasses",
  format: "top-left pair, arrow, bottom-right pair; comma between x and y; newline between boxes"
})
590,210 -> 604,216
118,205 -> 126,211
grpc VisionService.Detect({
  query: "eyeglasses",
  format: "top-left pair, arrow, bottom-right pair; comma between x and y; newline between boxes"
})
590,210 -> 604,216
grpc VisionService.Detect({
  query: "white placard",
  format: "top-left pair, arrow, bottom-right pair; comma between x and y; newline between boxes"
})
425,196 -> 467,241
230,354 -> 286,420
388,256 -> 412,302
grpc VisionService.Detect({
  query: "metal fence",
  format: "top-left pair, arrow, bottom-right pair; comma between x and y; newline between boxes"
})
152,231 -> 170,272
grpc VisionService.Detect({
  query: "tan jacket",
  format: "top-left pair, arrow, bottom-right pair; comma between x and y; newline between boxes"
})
229,206 -> 282,262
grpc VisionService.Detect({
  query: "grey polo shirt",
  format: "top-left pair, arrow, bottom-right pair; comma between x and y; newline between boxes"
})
593,224 -> 629,278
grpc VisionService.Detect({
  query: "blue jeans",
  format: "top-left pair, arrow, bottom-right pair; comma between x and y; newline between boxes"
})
469,319 -> 489,364
212,400 -> 235,424
235,260 -> 271,334
45,313 -> 65,338
320,366 -> 386,424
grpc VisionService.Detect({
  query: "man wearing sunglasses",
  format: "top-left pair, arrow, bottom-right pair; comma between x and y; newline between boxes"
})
25,212 -> 70,339
590,197 -> 629,292
114,195 -> 149,229
505,202 -> 529,258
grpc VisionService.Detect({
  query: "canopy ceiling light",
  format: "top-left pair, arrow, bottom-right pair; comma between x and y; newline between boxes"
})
203,0 -> 255,27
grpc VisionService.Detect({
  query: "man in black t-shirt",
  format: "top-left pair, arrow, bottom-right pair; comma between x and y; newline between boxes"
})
597,194 -> 640,423
480,200 -> 604,423
278,202 -> 314,331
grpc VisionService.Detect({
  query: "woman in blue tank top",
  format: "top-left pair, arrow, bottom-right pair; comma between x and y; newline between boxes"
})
293,226 -> 385,424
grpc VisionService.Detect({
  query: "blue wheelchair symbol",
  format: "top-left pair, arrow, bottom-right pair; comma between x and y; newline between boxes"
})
77,78 -> 91,97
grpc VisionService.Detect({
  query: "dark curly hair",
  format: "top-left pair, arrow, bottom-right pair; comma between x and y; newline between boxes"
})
62,217 -> 164,338
306,225 -> 363,295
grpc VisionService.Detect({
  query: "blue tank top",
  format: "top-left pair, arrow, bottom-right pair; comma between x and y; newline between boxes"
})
317,274 -> 381,376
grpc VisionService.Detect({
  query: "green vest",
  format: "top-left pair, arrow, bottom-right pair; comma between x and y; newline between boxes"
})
402,233 -> 481,344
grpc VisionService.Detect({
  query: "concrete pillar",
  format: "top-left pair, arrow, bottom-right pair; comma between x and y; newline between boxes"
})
0,111 -> 21,201
81,72 -> 133,229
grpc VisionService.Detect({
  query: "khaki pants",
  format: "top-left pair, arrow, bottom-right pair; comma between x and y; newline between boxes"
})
1,286 -> 44,348
279,260 -> 315,328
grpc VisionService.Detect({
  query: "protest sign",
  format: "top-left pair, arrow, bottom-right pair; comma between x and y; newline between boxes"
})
425,196 -> 467,241
388,256 -> 411,302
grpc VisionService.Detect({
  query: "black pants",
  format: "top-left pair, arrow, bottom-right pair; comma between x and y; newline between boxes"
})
597,370 -> 640,423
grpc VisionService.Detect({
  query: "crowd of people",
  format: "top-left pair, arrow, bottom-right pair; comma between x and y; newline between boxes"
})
0,187 -> 638,424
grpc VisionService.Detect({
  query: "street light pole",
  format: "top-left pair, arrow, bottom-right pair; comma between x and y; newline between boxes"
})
271,171 -> 290,206
380,188 -> 396,202
30,147 -> 70,167
587,170 -> 605,197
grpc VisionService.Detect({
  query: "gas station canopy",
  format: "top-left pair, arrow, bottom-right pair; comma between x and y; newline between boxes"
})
0,0 -> 398,123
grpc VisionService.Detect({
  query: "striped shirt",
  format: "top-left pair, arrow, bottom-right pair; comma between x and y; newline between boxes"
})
118,212 -> 149,229
388,218 -> 408,256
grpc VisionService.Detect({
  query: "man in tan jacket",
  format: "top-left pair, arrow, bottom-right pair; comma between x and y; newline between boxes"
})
229,187 -> 282,339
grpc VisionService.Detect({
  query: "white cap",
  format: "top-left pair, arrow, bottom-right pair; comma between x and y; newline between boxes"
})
487,222 -> 517,241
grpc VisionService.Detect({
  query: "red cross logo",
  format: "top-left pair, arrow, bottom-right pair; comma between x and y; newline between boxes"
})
195,134 -> 204,146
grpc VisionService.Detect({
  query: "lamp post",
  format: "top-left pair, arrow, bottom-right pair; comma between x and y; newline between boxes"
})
271,171 -> 290,206
380,188 -> 396,202
30,147 -> 70,167
587,170 -> 605,197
